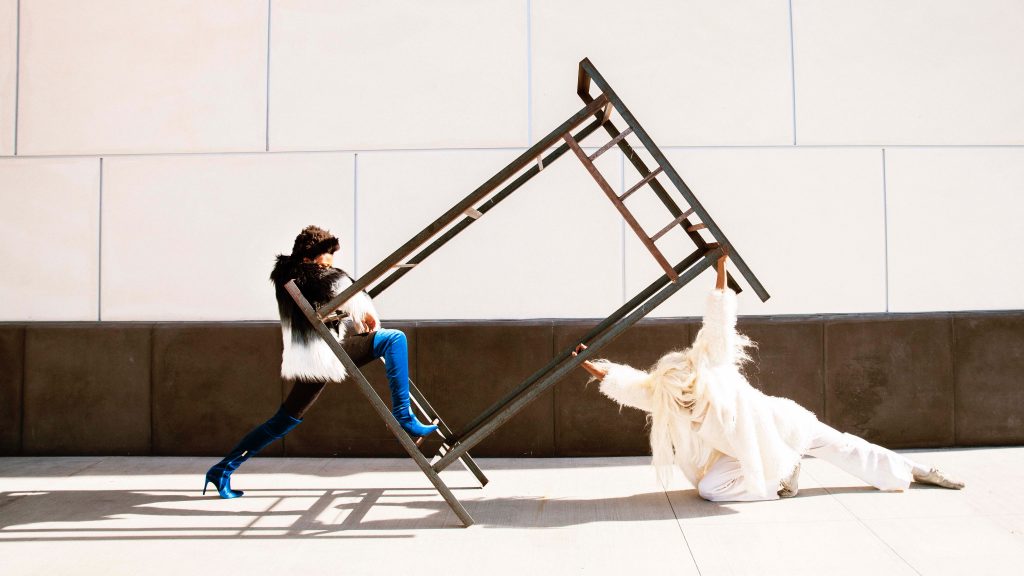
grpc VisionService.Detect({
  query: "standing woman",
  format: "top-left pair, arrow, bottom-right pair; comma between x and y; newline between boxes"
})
575,256 -> 963,501
204,225 -> 437,499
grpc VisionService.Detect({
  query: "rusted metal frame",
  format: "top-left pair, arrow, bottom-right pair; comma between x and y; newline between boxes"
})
620,166 -> 664,201
576,68 -> 744,294
447,245 -> 709,445
367,117 -> 606,299
433,248 -> 723,473
317,94 -> 611,318
589,126 -> 633,161
562,132 -> 680,282
651,211 -> 694,243
579,58 -> 770,302
284,281 -> 475,527
404,376 -> 489,487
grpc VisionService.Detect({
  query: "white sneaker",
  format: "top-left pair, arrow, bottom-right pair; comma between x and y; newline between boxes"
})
778,462 -> 800,498
913,467 -> 965,490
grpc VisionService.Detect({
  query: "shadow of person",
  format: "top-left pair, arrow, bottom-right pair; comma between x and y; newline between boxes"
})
0,485 -> 742,537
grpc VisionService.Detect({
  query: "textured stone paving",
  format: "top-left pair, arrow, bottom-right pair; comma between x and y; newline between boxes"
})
1,448 -> 1022,575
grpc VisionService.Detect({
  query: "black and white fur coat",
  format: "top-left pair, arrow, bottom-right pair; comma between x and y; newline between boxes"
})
270,255 -> 379,383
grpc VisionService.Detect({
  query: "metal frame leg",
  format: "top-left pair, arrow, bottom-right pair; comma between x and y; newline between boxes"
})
285,282 -> 476,527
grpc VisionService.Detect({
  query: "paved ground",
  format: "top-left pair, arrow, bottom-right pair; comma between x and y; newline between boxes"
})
1,448 -> 1022,575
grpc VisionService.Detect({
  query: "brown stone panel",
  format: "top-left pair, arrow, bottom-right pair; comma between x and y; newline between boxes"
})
417,321 -> 555,457
953,313 -> 1024,445
23,324 -> 151,455
152,323 -> 283,456
285,323 -> 417,457
0,325 -> 25,455
737,319 -> 825,417
553,319 -> 695,456
825,316 -> 955,448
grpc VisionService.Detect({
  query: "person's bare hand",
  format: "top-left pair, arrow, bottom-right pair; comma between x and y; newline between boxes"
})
363,314 -> 378,333
573,343 -> 607,380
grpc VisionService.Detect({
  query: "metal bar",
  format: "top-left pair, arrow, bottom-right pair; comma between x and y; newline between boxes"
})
650,211 -> 694,243
563,132 -> 679,282
434,249 -> 722,473
687,223 -> 707,232
449,246 -> 708,442
619,167 -> 664,201
284,281 -> 475,527
590,127 -> 633,162
579,58 -> 770,302
367,117 -> 606,299
318,94 -> 610,317
405,376 -> 489,487
577,76 -> 744,295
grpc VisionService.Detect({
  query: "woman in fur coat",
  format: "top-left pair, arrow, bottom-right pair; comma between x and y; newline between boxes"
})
576,258 -> 963,501
204,225 -> 438,499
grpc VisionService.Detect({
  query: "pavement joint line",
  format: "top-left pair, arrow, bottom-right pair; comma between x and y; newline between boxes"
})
820,483 -> 925,576
660,482 -> 703,575
67,458 -> 105,477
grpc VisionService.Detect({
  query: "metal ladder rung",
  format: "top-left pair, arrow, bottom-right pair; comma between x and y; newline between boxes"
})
619,167 -> 664,201
687,223 -> 707,232
650,208 -> 695,243
589,127 -> 633,162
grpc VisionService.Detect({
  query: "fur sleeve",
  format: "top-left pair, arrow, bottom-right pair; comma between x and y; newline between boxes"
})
690,289 -> 751,367
331,275 -> 380,333
595,361 -> 654,412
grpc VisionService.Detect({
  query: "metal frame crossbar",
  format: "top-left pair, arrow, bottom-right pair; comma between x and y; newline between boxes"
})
284,58 -> 769,527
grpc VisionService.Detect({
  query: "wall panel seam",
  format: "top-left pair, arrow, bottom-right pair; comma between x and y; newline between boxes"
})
882,148 -> 889,313
265,0 -> 272,152
787,0 -> 796,145
6,144 -> 1024,161
353,153 -> 359,276
148,324 -> 155,455
950,316 -> 958,444
525,0 -> 532,146
822,321 -> 828,423
98,157 -> 103,321
19,324 -> 25,455
13,0 -> 20,155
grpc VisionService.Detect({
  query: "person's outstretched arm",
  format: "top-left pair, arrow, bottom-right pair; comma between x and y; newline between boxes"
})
574,344 -> 654,412
691,254 -> 747,367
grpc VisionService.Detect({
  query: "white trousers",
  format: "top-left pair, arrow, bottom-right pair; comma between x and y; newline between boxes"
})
696,422 -> 920,502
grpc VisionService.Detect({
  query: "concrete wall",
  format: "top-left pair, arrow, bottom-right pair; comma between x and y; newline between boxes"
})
1,2 -> 1022,456
1,1 -> 1022,321
2,311 -> 1023,456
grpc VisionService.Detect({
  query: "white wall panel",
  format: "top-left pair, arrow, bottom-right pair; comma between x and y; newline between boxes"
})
0,157 -> 100,320
623,148 -> 886,316
886,148 -> 1024,312
531,0 -> 793,146
102,153 -> 354,321
18,0 -> 267,155
794,0 -> 1024,145
357,149 -> 622,319
270,0 -> 527,151
0,0 -> 15,156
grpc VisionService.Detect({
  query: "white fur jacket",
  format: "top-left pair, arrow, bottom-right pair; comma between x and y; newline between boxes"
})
270,255 -> 379,383
594,289 -> 819,499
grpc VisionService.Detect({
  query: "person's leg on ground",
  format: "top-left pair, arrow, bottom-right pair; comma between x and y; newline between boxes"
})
805,422 -> 963,490
203,380 -> 319,499
697,455 -> 780,502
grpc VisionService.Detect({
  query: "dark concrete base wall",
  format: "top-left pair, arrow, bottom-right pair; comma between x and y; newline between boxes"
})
1,311 -> 1022,457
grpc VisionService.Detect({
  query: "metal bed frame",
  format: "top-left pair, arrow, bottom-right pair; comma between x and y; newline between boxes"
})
284,58 -> 769,527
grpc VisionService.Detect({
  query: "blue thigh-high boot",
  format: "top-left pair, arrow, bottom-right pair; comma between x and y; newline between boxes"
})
204,406 -> 302,499
372,329 -> 438,439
